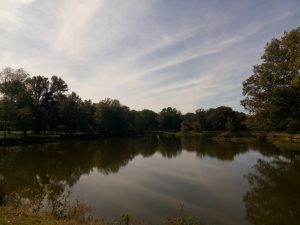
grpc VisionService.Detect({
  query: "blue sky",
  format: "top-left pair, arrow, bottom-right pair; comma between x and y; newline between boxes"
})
0,0 -> 299,113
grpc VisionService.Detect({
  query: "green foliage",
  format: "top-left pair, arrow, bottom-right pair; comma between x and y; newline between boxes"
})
132,109 -> 158,132
241,27 -> 300,132
180,107 -> 247,133
0,66 -> 248,136
159,107 -> 182,131
58,92 -> 83,134
0,67 -> 70,135
95,98 -> 130,135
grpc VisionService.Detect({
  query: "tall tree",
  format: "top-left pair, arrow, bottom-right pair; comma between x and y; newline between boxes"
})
159,107 -> 182,131
0,67 -> 32,135
43,76 -> 68,134
206,106 -> 235,131
26,76 -> 49,104
241,27 -> 300,131
133,109 -> 158,132
95,98 -> 130,135
58,92 -> 82,134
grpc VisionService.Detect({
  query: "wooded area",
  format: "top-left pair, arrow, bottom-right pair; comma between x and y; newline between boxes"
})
0,27 -> 299,137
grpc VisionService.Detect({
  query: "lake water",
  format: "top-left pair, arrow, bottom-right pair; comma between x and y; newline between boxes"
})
0,136 -> 299,225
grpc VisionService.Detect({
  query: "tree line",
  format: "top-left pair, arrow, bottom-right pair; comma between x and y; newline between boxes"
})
0,67 -> 247,136
1,27 -> 298,137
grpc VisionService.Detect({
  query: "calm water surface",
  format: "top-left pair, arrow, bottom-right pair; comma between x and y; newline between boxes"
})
0,136 -> 299,225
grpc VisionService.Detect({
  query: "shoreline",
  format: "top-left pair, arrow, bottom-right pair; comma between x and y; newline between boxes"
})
0,131 -> 299,151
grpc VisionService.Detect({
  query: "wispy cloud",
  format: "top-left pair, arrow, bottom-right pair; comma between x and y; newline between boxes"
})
0,0 -> 299,112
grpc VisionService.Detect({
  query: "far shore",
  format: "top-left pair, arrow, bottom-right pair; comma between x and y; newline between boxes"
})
0,130 -> 299,151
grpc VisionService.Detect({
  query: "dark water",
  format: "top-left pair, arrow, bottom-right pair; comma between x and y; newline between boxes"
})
0,136 -> 299,225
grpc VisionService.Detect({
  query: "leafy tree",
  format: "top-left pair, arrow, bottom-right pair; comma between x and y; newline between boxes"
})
50,76 -> 68,96
286,118 -> 300,140
0,67 -> 32,134
16,106 -> 34,136
26,76 -> 50,133
95,98 -> 130,135
195,109 -> 207,131
180,113 -> 196,132
58,92 -> 82,134
132,109 -> 158,132
79,100 -> 96,133
206,106 -> 234,131
159,107 -> 182,131
241,27 -> 300,132
26,76 -> 49,104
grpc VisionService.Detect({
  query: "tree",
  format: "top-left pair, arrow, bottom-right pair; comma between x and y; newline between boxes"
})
94,98 -> 130,135
26,76 -> 50,133
286,118 -> 300,140
49,76 -> 68,97
0,67 -> 33,135
79,100 -> 96,133
180,113 -> 196,132
58,92 -> 82,134
195,109 -> 207,131
132,109 -> 158,132
241,27 -> 300,132
159,107 -> 182,131
26,76 -> 49,104
206,106 -> 234,131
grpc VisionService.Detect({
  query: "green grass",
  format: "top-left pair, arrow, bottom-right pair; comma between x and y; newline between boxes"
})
0,207 -> 84,225
264,132 -> 300,151
266,132 -> 300,141
0,206 -> 205,225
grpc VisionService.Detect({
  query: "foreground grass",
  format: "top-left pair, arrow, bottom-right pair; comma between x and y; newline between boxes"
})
0,207 -> 90,225
0,206 -> 205,225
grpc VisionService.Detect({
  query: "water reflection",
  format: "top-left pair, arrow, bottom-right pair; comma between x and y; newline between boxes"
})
0,136 -> 295,225
244,156 -> 300,225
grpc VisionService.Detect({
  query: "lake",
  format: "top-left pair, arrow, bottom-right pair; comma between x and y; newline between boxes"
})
0,136 -> 299,225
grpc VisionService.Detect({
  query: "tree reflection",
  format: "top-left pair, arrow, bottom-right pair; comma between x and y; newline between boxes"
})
0,136 -> 282,208
181,136 -> 249,160
244,156 -> 300,225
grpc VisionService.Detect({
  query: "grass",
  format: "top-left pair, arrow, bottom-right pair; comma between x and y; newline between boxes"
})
1,196 -> 205,225
271,141 -> 300,151
1,130 -> 299,151
265,132 -> 300,152
0,206 -> 206,225
163,130 -> 259,142
165,130 -> 300,149
0,206 -> 86,225
266,132 -> 300,141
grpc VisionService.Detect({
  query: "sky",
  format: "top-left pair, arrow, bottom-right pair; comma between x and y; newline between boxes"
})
0,0 -> 299,113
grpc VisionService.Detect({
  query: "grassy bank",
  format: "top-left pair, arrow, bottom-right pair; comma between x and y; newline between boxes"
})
164,131 -> 258,142
162,130 -> 300,150
0,206 -> 204,225
1,207 -> 85,225
0,131 -> 106,146
1,130 -> 299,151
266,132 -> 300,151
